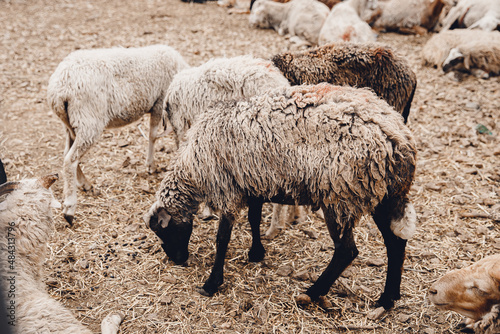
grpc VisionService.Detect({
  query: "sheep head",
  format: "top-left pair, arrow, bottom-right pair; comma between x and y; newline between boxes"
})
429,254 -> 500,321
146,204 -> 192,265
442,47 -> 467,73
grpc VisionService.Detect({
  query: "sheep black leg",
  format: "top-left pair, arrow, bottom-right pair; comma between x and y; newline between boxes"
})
201,213 -> 235,296
247,197 -> 265,262
305,210 -> 358,301
372,198 -> 407,309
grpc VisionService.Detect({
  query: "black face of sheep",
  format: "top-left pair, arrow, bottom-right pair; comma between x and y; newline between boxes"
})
148,208 -> 192,265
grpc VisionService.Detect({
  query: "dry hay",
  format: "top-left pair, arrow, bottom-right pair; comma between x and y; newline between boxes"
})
0,0 -> 499,333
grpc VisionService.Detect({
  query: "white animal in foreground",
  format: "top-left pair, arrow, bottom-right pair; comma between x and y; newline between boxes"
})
47,45 -> 189,224
0,175 -> 123,334
318,0 -> 378,44
429,254 -> 500,333
147,83 -> 417,310
249,0 -> 330,45
421,29 -> 500,78
441,0 -> 500,31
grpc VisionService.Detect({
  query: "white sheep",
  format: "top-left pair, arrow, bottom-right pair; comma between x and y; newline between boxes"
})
318,0 -> 378,45
441,0 -> 500,31
0,175 -> 123,334
146,83 -> 417,310
249,0 -> 330,46
47,45 -> 189,224
372,0 -> 446,35
421,29 -> 500,78
164,55 -> 290,147
429,254 -> 500,333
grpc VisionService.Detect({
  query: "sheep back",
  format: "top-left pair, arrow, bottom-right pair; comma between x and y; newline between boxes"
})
164,55 -> 290,142
271,43 -> 417,121
47,45 -> 189,135
167,83 -> 416,226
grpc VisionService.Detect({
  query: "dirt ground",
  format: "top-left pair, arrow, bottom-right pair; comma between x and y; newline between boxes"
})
1,0 -> 499,333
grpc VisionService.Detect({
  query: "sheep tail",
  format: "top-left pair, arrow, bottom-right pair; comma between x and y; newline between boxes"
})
50,96 -> 75,138
390,201 -> 417,240
402,81 -> 416,124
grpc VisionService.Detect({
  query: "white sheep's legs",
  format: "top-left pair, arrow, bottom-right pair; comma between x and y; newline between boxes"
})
265,204 -> 307,239
62,133 -> 96,225
65,129 -> 91,191
146,102 -> 163,173
101,312 -> 124,334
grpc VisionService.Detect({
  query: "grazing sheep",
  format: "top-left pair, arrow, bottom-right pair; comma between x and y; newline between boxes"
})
373,0 -> 446,35
47,44 -> 189,224
421,29 -> 500,78
164,55 -> 290,147
318,0 -> 378,44
270,42 -> 417,238
0,175 -> 123,334
146,83 -> 417,310
441,0 -> 500,31
429,254 -> 500,333
249,0 -> 330,46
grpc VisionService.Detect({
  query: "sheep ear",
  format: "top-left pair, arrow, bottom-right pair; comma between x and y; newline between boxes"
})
38,174 -> 58,189
158,209 -> 171,228
463,55 -> 471,70
0,181 -> 20,198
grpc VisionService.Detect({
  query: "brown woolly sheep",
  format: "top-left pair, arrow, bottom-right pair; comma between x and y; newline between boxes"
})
270,42 -> 417,237
429,254 -> 500,333
271,42 -> 417,122
145,83 -> 417,310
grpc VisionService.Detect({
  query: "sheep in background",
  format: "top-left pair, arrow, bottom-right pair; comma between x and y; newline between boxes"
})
47,45 -> 189,224
146,83 -> 417,310
0,175 -> 123,334
269,42 -> 417,238
373,0 -> 446,35
164,55 -> 290,147
421,29 -> 500,78
249,0 -> 341,10
429,254 -> 500,333
441,0 -> 500,31
318,0 -> 378,44
249,0 -> 330,46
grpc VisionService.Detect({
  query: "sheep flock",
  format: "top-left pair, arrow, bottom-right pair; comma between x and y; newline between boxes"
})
0,0 -> 499,333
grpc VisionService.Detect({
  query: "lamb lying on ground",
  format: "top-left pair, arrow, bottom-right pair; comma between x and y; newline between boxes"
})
421,29 -> 500,78
47,44 -> 189,224
249,0 -> 330,46
318,0 -> 378,44
373,0 -> 446,35
429,254 -> 500,334
146,83 -> 417,310
0,174 -> 123,334
441,0 -> 500,31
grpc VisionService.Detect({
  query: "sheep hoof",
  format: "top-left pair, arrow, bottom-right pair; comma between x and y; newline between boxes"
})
295,293 -> 312,306
375,293 -> 399,310
248,246 -> 265,262
318,296 -> 333,309
198,284 -> 218,297
63,214 -> 74,226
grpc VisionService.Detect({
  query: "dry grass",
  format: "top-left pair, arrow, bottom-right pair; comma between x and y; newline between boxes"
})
0,0 -> 499,333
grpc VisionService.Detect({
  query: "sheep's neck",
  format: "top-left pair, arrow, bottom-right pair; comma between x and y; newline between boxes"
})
160,169 -> 201,221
